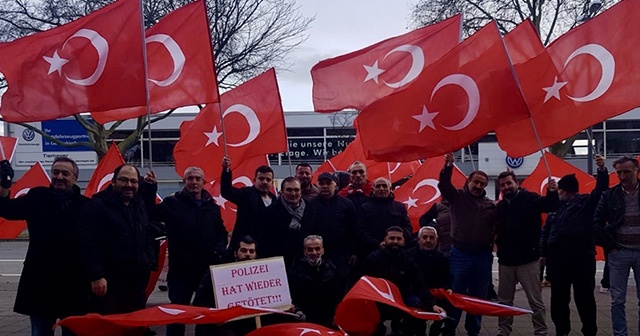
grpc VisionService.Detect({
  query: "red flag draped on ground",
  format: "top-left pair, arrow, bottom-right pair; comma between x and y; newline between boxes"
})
334,276 -> 444,336
92,0 -> 219,124
311,15 -> 461,112
0,163 -> 50,238
245,323 -> 347,336
84,143 -> 125,197
393,157 -> 467,230
356,22 -> 530,162
0,0 -> 146,122
173,68 -> 287,181
497,0 -> 640,157
0,136 -> 18,162
57,304 -> 291,336
430,288 -> 532,316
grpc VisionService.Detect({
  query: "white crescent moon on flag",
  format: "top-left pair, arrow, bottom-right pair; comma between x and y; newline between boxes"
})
539,176 -> 560,195
389,163 -> 401,174
431,74 -> 480,131
412,178 -> 441,204
97,173 -> 114,192
564,44 -> 615,103
230,176 -> 253,213
14,188 -> 30,198
382,44 -> 424,88
362,276 -> 396,302
63,29 -> 109,86
223,104 -> 261,147
157,306 -> 186,315
146,34 -> 186,87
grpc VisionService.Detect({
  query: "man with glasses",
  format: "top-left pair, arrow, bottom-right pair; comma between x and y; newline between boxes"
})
78,164 -> 158,315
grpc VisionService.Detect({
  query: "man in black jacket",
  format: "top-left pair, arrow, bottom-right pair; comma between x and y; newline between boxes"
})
357,177 -> 413,259
78,164 -> 158,315
221,156 -> 276,253
495,170 -> 558,336
593,156 -> 640,336
540,155 -> 607,336
147,166 -> 228,336
0,157 -> 89,336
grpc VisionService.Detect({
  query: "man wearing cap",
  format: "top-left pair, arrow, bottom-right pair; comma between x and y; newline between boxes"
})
540,155 -> 608,336
309,172 -> 357,283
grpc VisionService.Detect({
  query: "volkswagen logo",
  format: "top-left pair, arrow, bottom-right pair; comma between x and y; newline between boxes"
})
22,129 -> 35,142
505,156 -> 524,169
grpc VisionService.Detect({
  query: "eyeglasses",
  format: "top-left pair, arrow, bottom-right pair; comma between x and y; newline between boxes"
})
116,177 -> 139,185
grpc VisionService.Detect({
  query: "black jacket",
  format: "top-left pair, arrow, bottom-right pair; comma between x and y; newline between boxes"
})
419,201 -> 452,255
153,189 -> 227,278
357,194 -> 413,258
594,179 -> 640,253
0,185 -> 90,317
407,246 -> 450,289
308,194 -> 357,260
288,257 -> 344,327
77,186 -> 157,292
496,188 -> 559,266
262,198 -> 317,266
221,169 -> 275,251
361,248 -> 435,309
541,168 -> 609,259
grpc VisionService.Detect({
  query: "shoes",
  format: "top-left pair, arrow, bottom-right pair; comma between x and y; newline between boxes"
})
599,285 -> 610,294
488,288 -> 499,302
541,279 -> 551,287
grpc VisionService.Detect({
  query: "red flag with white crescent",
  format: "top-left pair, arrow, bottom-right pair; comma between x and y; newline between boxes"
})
430,288 -> 532,316
245,323 -> 347,336
0,162 -> 50,238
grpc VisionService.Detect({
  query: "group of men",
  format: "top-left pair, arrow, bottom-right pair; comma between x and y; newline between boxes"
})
4,152 -> 640,336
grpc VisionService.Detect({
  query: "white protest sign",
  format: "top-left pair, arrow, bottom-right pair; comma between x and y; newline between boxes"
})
211,257 -> 292,309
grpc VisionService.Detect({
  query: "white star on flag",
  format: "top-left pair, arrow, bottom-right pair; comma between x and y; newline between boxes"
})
204,126 -> 223,147
542,77 -> 568,103
43,50 -> 69,76
412,105 -> 439,132
403,196 -> 418,209
212,194 -> 228,209
363,60 -> 385,84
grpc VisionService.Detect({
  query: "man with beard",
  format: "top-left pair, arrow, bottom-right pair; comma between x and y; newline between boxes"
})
495,171 -> 559,336
296,163 -> 318,201
357,177 -> 413,259
438,153 -> 496,336
0,157 -> 89,336
78,164 -> 158,314
541,155 -> 607,336
362,227 -> 445,336
288,235 -> 344,328
146,166 -> 228,336
339,161 -> 373,212
222,156 -> 276,254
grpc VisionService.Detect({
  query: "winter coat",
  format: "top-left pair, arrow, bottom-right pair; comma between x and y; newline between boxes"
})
407,246 -> 450,289
307,194 -> 357,261
357,194 -> 413,258
338,180 -> 373,212
594,178 -> 640,253
419,201 -> 452,255
0,185 -> 90,317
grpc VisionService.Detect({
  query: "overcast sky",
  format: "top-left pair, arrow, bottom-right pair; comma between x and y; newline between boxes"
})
277,0 -> 415,112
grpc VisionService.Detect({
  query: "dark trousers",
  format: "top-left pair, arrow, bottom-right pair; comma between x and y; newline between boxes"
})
548,255 -> 597,336
30,315 -> 76,336
167,270 -> 208,336
90,288 -> 147,315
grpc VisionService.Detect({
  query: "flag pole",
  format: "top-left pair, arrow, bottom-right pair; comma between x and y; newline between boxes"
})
0,141 -> 6,161
466,146 -> 476,170
495,20 -> 552,178
138,0 -> 153,170
386,162 -> 392,180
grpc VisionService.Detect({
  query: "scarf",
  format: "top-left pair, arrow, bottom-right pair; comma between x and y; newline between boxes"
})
281,197 -> 305,230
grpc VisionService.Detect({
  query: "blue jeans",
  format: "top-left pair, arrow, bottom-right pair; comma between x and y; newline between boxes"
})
444,246 -> 493,336
608,248 -> 640,336
30,316 -> 75,336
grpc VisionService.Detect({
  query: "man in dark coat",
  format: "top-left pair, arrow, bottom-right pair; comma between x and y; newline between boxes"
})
147,166 -> 228,336
357,177 -> 413,259
540,155 -> 608,336
221,156 -> 276,252
288,235 -> 344,328
78,164 -> 158,315
0,157 -> 89,336
338,161 -> 373,212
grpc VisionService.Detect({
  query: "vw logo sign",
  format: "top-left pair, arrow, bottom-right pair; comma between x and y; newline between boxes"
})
22,129 -> 35,142
505,156 -> 524,169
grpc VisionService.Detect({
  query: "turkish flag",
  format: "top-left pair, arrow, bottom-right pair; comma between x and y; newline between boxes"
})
393,157 -> 467,231
84,143 -> 125,197
356,22 -> 530,162
311,15 -> 461,112
520,152 -> 594,196
496,0 -> 640,157
204,155 -> 268,232
0,162 -> 51,238
173,68 -> 287,181
91,0 -> 218,124
503,19 -> 544,65
0,136 -> 18,162
430,288 -> 532,316
245,323 -> 347,336
57,304 -> 292,336
0,0 -> 147,122
312,135 -> 420,183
